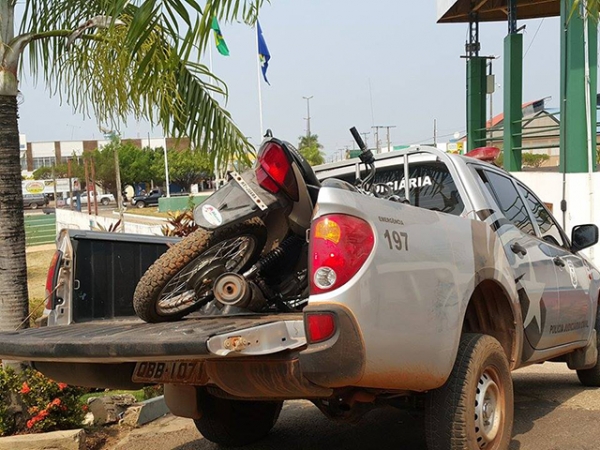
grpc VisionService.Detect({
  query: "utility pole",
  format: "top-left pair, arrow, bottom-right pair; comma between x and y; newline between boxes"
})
67,159 -> 73,210
372,127 -> 380,152
373,125 -> 396,152
84,159 -> 92,216
90,157 -> 99,216
360,131 -> 370,149
51,164 -> 58,209
102,128 -> 125,231
303,96 -> 313,137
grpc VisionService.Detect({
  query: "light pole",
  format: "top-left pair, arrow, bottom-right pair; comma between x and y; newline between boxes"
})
303,96 -> 313,137
163,146 -> 171,198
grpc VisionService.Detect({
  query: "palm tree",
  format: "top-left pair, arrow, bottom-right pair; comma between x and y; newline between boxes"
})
0,0 -> 264,335
298,133 -> 325,166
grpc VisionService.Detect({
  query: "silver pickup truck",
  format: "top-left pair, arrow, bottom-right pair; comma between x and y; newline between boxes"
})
1,147 -> 599,450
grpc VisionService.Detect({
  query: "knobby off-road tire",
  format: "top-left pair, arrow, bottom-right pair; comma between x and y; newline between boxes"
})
576,306 -> 600,387
425,333 -> 513,450
133,218 -> 267,323
194,390 -> 283,447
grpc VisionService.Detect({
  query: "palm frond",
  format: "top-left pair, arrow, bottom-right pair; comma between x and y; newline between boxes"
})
19,0 -> 263,167
570,0 -> 600,20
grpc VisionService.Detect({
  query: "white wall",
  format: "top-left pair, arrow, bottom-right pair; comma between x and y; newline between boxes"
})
56,209 -> 163,236
147,138 -> 167,149
30,142 -> 56,158
60,141 -> 84,157
512,171 -> 600,262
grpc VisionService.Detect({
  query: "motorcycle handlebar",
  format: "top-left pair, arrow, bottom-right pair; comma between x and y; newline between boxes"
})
350,127 -> 367,152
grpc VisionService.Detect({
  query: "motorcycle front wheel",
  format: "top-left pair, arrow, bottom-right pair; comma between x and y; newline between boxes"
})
133,218 -> 267,323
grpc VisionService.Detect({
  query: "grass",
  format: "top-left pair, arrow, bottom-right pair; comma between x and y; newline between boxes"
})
123,206 -> 170,218
26,249 -> 56,322
80,389 -> 146,404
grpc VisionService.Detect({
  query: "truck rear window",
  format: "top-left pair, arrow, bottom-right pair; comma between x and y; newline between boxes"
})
329,161 -> 464,216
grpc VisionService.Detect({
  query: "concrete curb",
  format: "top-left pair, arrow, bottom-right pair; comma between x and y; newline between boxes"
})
0,428 -> 85,450
122,396 -> 170,427
113,211 -> 168,223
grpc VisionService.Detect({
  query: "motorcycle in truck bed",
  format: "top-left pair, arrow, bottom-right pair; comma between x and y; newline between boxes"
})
2,137 -> 600,450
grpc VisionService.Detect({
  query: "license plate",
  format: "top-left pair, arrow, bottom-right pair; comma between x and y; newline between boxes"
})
132,361 -> 207,385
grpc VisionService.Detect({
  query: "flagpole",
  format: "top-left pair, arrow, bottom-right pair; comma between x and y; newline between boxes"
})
208,31 -> 214,74
256,23 -> 264,139
208,29 -> 220,183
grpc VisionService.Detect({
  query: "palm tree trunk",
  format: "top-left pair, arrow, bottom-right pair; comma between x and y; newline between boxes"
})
0,94 -> 29,335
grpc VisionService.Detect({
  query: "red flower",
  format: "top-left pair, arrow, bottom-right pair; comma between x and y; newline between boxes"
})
51,398 -> 61,407
57,382 -> 68,390
20,382 -> 30,394
82,404 -> 89,412
26,420 -> 34,429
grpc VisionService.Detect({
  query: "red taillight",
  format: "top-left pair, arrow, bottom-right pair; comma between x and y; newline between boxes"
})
306,313 -> 336,343
45,251 -> 61,310
309,214 -> 375,294
255,142 -> 299,200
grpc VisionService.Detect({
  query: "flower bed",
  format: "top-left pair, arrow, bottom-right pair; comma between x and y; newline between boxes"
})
0,367 -> 86,436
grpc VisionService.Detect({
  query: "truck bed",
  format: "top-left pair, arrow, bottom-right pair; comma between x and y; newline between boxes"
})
0,313 -> 303,363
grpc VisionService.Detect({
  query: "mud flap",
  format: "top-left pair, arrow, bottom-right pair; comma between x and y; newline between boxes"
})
566,330 -> 598,370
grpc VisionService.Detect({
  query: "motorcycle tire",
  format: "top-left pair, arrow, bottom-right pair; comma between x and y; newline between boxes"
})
133,218 -> 267,323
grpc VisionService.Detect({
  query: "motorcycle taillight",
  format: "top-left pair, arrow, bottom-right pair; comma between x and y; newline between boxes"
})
309,215 -> 374,295
256,142 -> 299,201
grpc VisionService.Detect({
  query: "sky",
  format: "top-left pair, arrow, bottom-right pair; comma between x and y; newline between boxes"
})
17,1 -> 561,160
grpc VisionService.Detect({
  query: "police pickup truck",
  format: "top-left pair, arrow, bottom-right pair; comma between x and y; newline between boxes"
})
1,146 -> 599,450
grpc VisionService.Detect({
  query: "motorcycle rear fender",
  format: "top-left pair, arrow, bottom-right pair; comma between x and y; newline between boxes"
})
193,170 -> 288,231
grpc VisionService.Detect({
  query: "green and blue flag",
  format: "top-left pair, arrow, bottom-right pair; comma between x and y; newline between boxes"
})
211,17 -> 229,56
257,21 -> 271,84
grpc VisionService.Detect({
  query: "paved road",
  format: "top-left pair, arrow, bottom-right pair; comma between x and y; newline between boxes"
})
111,363 -> 600,450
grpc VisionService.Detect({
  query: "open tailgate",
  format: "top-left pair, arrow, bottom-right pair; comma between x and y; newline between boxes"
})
0,313 -> 305,363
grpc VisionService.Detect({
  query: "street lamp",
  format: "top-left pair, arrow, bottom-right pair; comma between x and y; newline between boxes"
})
303,96 -> 313,137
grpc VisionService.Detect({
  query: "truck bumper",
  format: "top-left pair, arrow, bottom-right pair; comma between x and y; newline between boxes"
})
299,304 -> 366,388
0,309 -> 366,399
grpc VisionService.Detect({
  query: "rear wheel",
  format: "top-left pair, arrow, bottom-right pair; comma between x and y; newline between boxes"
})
425,333 -> 513,450
133,218 -> 267,323
193,390 -> 282,447
30,202 -> 38,210
101,197 -> 110,206
136,201 -> 145,208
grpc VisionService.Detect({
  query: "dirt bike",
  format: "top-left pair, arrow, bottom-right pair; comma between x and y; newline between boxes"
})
133,128 -> 375,323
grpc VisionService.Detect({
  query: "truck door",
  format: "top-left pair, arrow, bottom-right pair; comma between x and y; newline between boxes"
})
517,183 -> 592,344
477,169 -> 562,352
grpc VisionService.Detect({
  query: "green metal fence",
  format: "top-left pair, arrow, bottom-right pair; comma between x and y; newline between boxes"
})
25,214 -> 56,246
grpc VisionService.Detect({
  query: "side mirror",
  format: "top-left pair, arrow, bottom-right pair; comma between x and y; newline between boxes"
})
571,224 -> 599,253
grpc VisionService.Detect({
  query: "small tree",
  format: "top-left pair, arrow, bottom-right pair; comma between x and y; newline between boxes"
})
522,153 -> 550,168
298,134 -> 325,166
152,148 -> 212,192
